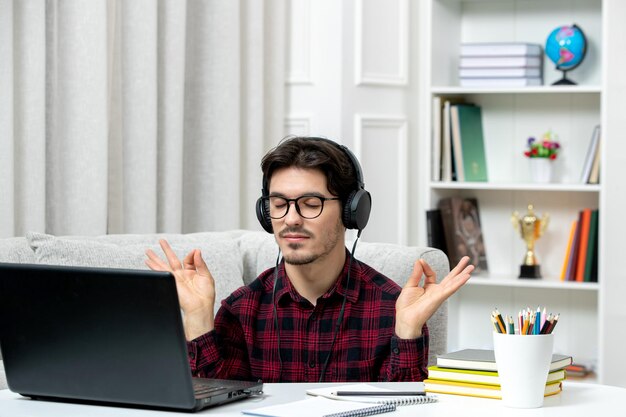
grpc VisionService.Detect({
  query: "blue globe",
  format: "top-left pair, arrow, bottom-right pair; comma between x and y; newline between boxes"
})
545,24 -> 587,71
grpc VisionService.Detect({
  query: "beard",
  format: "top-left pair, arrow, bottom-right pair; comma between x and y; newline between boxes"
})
279,218 -> 344,266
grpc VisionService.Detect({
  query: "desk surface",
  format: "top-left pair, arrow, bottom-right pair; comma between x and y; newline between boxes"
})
0,381 -> 623,417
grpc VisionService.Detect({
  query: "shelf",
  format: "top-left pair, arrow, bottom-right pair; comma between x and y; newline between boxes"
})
466,275 -> 599,291
429,182 -> 601,192
431,86 -> 602,95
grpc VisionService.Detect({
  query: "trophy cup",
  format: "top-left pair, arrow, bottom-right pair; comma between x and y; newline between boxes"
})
511,204 -> 549,279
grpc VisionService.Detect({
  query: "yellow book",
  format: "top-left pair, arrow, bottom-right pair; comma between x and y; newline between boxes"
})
427,366 -> 566,387
424,379 -> 562,400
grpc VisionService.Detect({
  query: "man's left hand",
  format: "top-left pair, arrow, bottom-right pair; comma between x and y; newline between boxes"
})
395,256 -> 474,339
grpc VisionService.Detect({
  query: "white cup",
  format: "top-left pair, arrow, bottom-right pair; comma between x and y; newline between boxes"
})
493,332 -> 554,408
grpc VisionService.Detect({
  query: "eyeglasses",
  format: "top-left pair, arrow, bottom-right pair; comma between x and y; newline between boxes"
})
264,195 -> 341,220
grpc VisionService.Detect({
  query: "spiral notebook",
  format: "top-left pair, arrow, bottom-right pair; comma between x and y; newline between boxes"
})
306,383 -> 438,406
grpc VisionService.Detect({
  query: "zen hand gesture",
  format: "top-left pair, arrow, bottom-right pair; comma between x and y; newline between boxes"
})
145,239 -> 216,340
395,256 -> 474,339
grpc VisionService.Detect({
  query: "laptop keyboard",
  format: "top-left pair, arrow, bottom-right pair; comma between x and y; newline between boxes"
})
193,380 -> 228,397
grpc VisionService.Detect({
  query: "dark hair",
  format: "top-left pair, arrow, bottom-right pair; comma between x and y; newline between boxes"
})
260,136 -> 358,202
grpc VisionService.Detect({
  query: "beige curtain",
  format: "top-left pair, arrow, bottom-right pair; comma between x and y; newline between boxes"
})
0,0 -> 286,237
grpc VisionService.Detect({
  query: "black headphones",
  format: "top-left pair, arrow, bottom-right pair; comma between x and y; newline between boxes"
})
255,137 -> 372,234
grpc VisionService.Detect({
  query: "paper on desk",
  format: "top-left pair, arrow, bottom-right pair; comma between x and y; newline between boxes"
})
307,383 -> 433,405
242,396 -> 379,417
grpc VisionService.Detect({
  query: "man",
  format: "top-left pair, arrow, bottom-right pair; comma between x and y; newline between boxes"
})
145,137 -> 473,382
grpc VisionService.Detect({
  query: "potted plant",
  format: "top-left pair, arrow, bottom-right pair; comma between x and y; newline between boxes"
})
524,131 -> 561,183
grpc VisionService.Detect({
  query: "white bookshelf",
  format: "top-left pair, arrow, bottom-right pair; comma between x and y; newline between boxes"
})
417,0 -> 626,385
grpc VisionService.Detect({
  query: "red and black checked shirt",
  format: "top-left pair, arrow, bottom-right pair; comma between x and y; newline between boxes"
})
187,251 -> 429,382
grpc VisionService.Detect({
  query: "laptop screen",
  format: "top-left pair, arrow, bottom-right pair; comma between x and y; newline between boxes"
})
0,263 -> 245,410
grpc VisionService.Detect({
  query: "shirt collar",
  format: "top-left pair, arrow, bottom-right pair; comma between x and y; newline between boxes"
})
274,248 -> 361,305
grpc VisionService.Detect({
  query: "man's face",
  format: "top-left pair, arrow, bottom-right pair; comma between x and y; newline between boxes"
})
268,167 -> 345,266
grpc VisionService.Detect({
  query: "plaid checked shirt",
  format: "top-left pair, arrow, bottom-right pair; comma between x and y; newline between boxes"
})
187,251 -> 429,382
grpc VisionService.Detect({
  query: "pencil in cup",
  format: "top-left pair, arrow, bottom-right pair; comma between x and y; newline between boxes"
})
492,307 -> 559,335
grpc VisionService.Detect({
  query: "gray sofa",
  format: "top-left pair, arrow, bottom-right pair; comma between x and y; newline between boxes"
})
0,230 -> 450,390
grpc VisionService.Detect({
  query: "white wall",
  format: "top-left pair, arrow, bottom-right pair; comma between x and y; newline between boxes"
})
285,0 -> 423,246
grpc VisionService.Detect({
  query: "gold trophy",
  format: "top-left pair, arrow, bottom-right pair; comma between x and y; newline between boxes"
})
511,204 -> 549,279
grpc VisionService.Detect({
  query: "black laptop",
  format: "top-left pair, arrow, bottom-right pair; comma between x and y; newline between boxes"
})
0,262 -> 263,411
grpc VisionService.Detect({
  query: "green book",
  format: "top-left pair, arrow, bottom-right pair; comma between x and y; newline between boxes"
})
455,104 -> 488,182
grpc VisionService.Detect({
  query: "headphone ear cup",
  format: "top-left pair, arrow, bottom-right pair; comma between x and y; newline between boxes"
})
342,189 -> 372,230
256,197 -> 274,234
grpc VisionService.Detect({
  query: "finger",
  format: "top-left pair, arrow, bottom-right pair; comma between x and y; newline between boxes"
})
145,258 -> 169,272
145,249 -> 171,271
450,256 -> 471,276
194,250 -> 213,279
403,260 -> 424,289
419,259 -> 437,285
443,264 -> 474,295
183,250 -> 196,270
159,239 -> 183,270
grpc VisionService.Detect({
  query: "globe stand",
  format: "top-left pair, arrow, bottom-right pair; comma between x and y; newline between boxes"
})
552,70 -> 577,86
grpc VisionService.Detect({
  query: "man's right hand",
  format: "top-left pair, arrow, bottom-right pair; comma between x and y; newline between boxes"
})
145,239 -> 215,341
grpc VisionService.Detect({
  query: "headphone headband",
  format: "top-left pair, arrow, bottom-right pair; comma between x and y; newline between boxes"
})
256,137 -> 371,233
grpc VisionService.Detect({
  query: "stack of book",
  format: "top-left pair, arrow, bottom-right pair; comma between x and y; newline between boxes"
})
459,42 -> 543,87
425,349 -> 571,399
561,208 -> 599,282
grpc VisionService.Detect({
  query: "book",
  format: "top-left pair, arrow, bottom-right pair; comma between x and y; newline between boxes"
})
460,42 -> 543,57
242,397 -> 396,417
588,133 -> 602,184
575,208 -> 592,282
560,220 -> 577,281
584,209 -> 599,282
449,105 -> 465,181
424,379 -> 562,399
442,100 -> 453,181
427,366 -> 566,386
580,125 -> 601,183
306,384 -> 438,406
565,213 -> 583,281
452,104 -> 488,181
439,97 -> 466,182
459,67 -> 542,78
437,197 -> 488,273
459,56 -> 542,68
564,363 -> 592,378
431,96 -> 442,181
436,349 -> 573,372
460,77 -> 542,87
426,209 -> 448,255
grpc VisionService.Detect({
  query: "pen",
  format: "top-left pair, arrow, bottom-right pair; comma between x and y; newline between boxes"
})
333,391 -> 426,396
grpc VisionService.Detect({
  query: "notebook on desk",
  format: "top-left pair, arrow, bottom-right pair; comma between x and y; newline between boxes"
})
0,262 -> 263,411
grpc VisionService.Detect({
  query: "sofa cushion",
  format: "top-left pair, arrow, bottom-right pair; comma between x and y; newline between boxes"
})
0,237 -> 36,263
236,232 -> 279,284
26,232 -> 244,313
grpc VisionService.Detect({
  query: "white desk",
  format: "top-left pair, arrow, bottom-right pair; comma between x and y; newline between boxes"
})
0,381 -> 622,417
